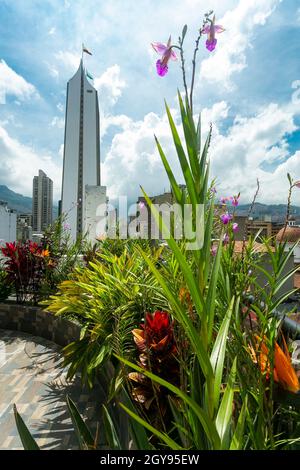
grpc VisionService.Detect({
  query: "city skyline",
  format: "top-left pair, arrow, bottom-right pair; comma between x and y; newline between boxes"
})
0,0 -> 299,206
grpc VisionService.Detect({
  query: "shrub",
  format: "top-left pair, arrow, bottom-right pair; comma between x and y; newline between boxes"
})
44,241 -> 165,387
0,269 -> 12,302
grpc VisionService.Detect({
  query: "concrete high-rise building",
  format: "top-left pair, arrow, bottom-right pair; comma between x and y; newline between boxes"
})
0,201 -> 16,243
61,59 -> 107,242
32,170 -> 53,232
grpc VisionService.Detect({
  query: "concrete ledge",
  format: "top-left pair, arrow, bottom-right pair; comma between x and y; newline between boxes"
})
0,302 -> 81,346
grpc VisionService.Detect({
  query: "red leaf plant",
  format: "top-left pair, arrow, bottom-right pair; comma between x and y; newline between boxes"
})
1,241 -> 52,304
128,310 -> 179,427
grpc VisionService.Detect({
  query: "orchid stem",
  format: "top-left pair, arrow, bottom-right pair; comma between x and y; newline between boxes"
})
190,11 -> 213,114
280,179 -> 293,243
190,33 -> 202,115
178,37 -> 189,103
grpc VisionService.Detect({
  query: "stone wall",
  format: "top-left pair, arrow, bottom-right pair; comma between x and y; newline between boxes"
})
0,302 -> 80,346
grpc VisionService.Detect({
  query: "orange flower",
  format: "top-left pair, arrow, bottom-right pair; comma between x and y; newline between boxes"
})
250,336 -> 299,393
179,287 -> 194,318
41,249 -> 50,257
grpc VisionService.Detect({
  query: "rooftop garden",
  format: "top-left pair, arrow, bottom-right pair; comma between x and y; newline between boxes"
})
0,12 -> 299,451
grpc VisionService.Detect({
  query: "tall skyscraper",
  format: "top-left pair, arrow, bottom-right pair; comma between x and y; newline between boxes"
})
32,169 -> 53,232
61,59 -> 107,241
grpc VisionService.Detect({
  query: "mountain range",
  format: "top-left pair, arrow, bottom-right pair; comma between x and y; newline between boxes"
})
0,185 -> 58,218
0,185 -> 299,223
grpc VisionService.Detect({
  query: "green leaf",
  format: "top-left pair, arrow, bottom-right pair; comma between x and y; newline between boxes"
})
178,92 -> 199,182
230,395 -> 248,450
102,404 -> 122,450
137,244 -> 213,379
215,357 -> 237,449
121,390 -> 153,450
155,136 -> 182,205
165,102 -> 198,209
199,127 -> 211,182
141,189 -> 204,319
66,395 -> 95,449
13,404 -> 40,450
210,298 -> 234,410
116,355 -> 221,449
206,240 -> 222,344
119,403 -> 183,450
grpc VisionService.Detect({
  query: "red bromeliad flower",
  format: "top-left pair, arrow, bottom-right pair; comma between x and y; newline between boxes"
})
132,310 -> 176,355
129,311 -> 179,419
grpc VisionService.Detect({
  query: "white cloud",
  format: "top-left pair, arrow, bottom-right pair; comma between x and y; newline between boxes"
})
50,116 -> 64,129
53,50 -> 81,76
58,144 -> 64,159
94,65 -> 126,108
200,0 -> 281,88
48,27 -> 56,36
101,93 -> 300,206
102,109 -> 184,201
210,101 -> 299,203
57,102 -> 64,113
0,60 -> 37,104
0,125 -> 61,200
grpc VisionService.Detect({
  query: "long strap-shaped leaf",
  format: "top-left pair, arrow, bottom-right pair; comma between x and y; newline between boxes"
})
137,245 -> 213,379
178,92 -> 199,183
119,403 -> 182,450
210,298 -> 235,410
206,240 -> 223,345
141,189 -> 204,320
165,101 -> 198,209
102,404 -> 122,450
230,395 -> 248,450
116,355 -> 221,449
215,357 -> 237,449
66,395 -> 95,449
14,404 -> 40,450
154,136 -> 183,205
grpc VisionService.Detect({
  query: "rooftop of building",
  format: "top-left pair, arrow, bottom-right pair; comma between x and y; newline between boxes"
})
276,225 -> 300,243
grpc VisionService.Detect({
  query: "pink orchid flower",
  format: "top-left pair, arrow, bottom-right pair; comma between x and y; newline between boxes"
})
220,212 -> 233,225
211,245 -> 218,257
151,36 -> 177,77
223,233 -> 230,245
232,223 -> 239,233
294,180 -> 300,188
220,196 -> 229,204
230,195 -> 240,207
202,15 -> 225,52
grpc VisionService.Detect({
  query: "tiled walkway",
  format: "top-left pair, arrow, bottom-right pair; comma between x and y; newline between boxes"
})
0,329 -> 102,450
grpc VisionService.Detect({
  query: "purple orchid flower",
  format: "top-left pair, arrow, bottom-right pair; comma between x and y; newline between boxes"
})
202,15 -> 225,52
211,245 -> 218,257
151,36 -> 177,77
223,233 -> 230,245
220,196 -> 229,204
220,212 -> 233,225
210,186 -> 217,194
230,195 -> 240,207
232,223 -> 239,233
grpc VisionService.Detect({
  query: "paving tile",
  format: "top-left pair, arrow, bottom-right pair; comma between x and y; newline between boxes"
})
0,328 -> 102,450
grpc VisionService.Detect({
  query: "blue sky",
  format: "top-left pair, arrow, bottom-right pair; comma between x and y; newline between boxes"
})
0,0 -> 299,205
